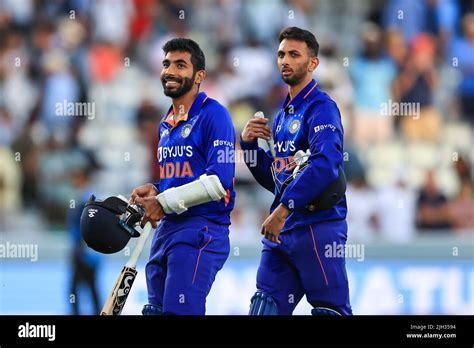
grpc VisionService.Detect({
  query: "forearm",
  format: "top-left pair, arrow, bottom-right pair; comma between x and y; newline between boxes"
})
240,136 -> 275,192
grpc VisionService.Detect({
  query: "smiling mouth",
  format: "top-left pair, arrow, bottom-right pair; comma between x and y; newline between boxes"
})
164,77 -> 181,88
165,80 -> 180,88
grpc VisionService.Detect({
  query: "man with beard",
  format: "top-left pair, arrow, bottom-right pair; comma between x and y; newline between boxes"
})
240,27 -> 352,315
131,38 -> 236,315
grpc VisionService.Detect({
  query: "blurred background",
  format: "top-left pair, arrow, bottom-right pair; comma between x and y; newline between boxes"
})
0,0 -> 473,315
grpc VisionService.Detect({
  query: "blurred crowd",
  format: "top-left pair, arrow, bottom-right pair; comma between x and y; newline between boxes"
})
0,0 -> 473,244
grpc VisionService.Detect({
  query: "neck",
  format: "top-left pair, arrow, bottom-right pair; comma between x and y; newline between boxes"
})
172,89 -> 199,119
288,75 -> 313,100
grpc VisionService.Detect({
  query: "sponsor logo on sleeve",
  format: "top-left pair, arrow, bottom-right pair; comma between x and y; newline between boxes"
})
314,124 -> 336,133
213,139 -> 234,148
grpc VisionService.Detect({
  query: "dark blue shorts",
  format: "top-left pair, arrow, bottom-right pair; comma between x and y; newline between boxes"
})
145,216 -> 230,314
256,219 -> 352,315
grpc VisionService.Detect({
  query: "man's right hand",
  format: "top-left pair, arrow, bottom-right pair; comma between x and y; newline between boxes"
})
130,183 -> 159,204
241,118 -> 272,142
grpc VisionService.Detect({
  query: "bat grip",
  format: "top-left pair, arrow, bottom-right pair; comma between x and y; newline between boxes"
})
125,222 -> 153,268
254,111 -> 276,159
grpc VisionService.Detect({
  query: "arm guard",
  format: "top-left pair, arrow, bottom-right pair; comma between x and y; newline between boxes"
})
156,174 -> 226,214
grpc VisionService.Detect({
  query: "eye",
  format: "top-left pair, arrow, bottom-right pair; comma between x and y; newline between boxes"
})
291,52 -> 299,58
177,63 -> 185,69
163,62 -> 169,68
278,52 -> 284,58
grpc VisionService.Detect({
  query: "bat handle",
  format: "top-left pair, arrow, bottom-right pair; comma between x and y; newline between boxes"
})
254,111 -> 276,159
125,222 -> 153,268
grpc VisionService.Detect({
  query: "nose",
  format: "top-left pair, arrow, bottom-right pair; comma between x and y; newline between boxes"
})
280,56 -> 290,68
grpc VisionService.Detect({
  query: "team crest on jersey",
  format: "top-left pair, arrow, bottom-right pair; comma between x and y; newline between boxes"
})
181,124 -> 192,138
289,119 -> 301,134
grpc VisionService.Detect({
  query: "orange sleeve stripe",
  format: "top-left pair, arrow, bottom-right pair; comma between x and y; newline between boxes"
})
224,189 -> 230,206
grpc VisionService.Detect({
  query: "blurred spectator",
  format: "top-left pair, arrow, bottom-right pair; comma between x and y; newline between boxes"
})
446,180 -> 474,230
383,0 -> 428,42
349,22 -> 396,147
91,0 -> 133,46
416,170 -> 450,230
129,0 -> 159,43
0,107 -> 14,146
227,38 -> 274,102
383,0 -> 459,56
39,49 -> 80,134
314,37 -> 353,122
0,0 -> 34,29
10,112 -> 42,208
88,42 -> 124,84
376,170 -> 416,243
454,154 -> 472,183
449,13 -> 474,124
0,146 -> 21,228
68,149 -> 102,315
386,29 -> 407,70
136,99 -> 162,183
393,33 -> 441,142
346,174 -> 379,243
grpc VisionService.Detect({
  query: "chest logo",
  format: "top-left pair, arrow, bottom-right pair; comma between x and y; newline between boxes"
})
161,129 -> 170,138
181,124 -> 192,138
289,119 -> 301,134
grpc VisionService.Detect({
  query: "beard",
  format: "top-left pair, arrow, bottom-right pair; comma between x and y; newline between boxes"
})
161,73 -> 195,98
281,64 -> 308,86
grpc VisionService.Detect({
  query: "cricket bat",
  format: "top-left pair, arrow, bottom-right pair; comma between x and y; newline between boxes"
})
100,222 -> 154,315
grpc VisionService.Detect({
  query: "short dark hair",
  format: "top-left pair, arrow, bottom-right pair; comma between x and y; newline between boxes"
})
162,38 -> 205,71
278,27 -> 319,57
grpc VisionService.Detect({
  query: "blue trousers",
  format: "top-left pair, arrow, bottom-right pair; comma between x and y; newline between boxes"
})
145,217 -> 230,314
256,219 -> 352,315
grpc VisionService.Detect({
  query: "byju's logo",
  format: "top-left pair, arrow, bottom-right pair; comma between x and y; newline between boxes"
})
314,124 -> 336,133
213,139 -> 234,148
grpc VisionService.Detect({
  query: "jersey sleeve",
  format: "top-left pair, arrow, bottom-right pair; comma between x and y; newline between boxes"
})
280,100 -> 344,211
153,127 -> 161,190
202,104 -> 236,191
240,137 -> 275,193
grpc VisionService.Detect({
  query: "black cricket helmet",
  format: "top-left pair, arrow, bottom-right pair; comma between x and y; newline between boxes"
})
270,149 -> 346,212
80,195 -> 144,254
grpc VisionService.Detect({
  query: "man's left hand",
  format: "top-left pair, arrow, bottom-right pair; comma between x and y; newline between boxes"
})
261,204 -> 290,244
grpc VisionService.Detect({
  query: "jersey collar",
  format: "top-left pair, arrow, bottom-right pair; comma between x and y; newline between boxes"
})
163,92 -> 208,128
281,79 -> 318,112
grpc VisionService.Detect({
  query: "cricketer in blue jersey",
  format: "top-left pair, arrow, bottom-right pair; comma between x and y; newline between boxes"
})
130,38 -> 235,315
241,27 -> 352,315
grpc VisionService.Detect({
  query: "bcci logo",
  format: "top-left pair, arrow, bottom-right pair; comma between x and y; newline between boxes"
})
289,120 -> 300,134
181,124 -> 192,138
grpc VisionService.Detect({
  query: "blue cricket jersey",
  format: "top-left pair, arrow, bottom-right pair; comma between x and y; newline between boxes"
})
154,92 -> 235,225
240,79 -> 347,232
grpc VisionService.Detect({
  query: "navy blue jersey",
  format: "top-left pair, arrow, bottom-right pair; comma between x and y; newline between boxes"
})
241,80 -> 347,231
155,92 -> 235,225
